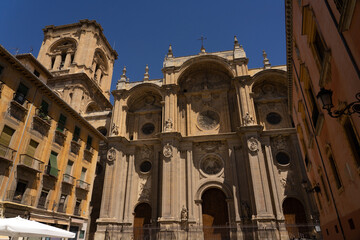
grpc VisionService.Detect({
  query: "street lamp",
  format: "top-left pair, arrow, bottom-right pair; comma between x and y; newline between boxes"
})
301,180 -> 321,193
317,88 -> 360,118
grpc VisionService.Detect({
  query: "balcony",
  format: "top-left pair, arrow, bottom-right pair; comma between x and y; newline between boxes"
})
83,146 -> 94,162
76,180 -> 90,191
17,154 -> 44,173
5,190 -> 35,206
54,128 -> 67,146
62,173 -> 75,185
70,139 -> 81,155
37,198 -> 50,209
33,108 -> 52,136
0,143 -> 16,164
9,94 -> 29,122
44,165 -> 59,178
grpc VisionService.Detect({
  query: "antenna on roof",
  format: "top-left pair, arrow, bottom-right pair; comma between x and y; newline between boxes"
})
113,41 -> 116,49
13,48 -> 19,55
29,47 -> 33,53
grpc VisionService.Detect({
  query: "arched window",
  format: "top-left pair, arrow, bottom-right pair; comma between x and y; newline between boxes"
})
49,39 -> 77,71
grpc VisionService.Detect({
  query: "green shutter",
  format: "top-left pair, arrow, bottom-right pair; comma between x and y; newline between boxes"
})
0,126 -> 15,157
49,151 -> 58,177
24,140 -> 39,166
57,114 -> 67,132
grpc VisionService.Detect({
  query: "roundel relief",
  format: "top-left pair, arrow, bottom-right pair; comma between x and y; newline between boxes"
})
200,155 -> 223,175
197,110 -> 220,130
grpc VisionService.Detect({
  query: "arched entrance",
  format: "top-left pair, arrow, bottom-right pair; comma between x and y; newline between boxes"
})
133,203 -> 152,240
283,197 -> 308,238
202,188 -> 229,240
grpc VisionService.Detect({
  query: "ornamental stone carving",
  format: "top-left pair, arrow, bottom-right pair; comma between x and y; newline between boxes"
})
181,206 -> 188,221
197,110 -> 220,130
200,156 -> 223,175
107,147 -> 116,162
140,145 -> 153,159
243,112 -> 254,125
164,118 -> 173,132
272,135 -> 288,151
247,137 -> 259,152
111,123 -> 119,136
163,143 -> 173,158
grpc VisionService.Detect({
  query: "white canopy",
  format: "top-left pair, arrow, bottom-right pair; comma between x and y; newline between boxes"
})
0,216 -> 76,238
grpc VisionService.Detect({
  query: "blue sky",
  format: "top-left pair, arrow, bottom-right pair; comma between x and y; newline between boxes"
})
0,0 -> 285,100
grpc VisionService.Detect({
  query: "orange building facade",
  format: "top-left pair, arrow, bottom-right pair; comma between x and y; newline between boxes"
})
286,0 -> 360,239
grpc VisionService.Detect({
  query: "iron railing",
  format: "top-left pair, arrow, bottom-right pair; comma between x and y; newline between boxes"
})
62,173 -> 75,185
76,179 -> 90,191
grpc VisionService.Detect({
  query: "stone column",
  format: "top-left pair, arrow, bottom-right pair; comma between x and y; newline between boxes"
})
95,68 -> 102,83
53,54 -> 61,70
162,85 -> 179,132
64,52 -> 72,69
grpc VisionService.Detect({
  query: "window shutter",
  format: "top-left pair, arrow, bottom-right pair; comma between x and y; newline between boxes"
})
0,126 -> 15,147
26,140 -> 39,157
66,161 -> 73,175
49,151 -> 58,177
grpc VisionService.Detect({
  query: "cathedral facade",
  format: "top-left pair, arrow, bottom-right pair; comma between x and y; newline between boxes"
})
93,38 -> 319,239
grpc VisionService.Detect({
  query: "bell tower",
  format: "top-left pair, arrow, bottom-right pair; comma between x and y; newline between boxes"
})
37,20 -> 118,113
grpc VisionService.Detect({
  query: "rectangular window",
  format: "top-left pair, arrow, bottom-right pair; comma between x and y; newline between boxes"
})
313,30 -> 326,64
73,126 -> 81,142
74,199 -> 81,216
80,168 -> 87,181
58,194 -> 67,213
348,218 -> 355,230
39,100 -> 49,117
33,70 -> 40,77
335,225 -> 339,233
48,151 -> 58,177
13,180 -> 28,203
23,139 -> 39,166
328,154 -> 342,189
306,86 -> 319,128
86,135 -> 92,150
57,114 -> 67,132
65,161 -> 73,175
37,189 -> 49,209
343,118 -> 360,167
0,125 -> 15,158
79,230 -> 85,239
0,65 -> 3,75
14,83 -> 29,105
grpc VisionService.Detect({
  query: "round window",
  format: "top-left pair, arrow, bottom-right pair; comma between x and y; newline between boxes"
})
200,156 -> 223,175
266,112 -> 282,125
142,123 -> 155,135
276,152 -> 290,165
140,161 -> 152,173
197,110 -> 220,130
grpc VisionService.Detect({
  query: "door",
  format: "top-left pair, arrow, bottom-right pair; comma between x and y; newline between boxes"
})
202,188 -> 229,240
283,197 -> 308,238
133,203 -> 152,240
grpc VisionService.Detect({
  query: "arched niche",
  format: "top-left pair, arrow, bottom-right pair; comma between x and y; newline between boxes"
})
86,102 -> 100,113
49,38 -> 77,70
251,70 -> 290,129
92,49 -> 109,84
126,86 -> 163,140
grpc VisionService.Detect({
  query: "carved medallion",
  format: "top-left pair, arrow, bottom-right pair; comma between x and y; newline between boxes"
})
163,143 -> 173,158
247,137 -> 259,152
197,110 -> 220,130
200,155 -> 223,175
107,147 -> 116,162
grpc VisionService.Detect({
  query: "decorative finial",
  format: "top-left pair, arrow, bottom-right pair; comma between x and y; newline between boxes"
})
234,36 -> 240,49
167,44 -> 173,58
263,50 -> 271,69
117,66 -> 127,89
198,35 -> 207,53
144,64 -> 149,81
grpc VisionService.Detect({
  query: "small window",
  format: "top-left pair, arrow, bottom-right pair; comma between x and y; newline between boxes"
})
348,218 -> 355,230
80,168 -> 87,181
79,230 -> 85,239
65,161 -> 73,175
51,57 -> 56,69
0,125 -> 15,148
86,135 -> 92,150
14,83 -> 29,105
328,154 -> 342,189
33,70 -> 40,77
74,199 -> 81,216
0,65 -> 4,75
39,100 -> 49,117
335,225 -> 339,233
73,126 -> 81,142
57,114 -> 67,132
58,194 -> 67,212
13,180 -> 28,203
140,161 -> 152,173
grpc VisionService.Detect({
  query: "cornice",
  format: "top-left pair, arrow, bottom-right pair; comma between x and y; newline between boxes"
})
285,0 -> 294,114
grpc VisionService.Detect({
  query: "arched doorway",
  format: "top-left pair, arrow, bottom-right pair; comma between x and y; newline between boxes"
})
283,197 -> 308,238
202,188 -> 229,240
133,203 -> 151,240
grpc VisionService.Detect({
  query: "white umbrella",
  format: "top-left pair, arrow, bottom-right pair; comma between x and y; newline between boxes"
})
0,216 -> 76,238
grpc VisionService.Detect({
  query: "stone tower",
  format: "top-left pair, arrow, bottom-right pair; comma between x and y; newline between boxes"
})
37,19 -> 117,114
